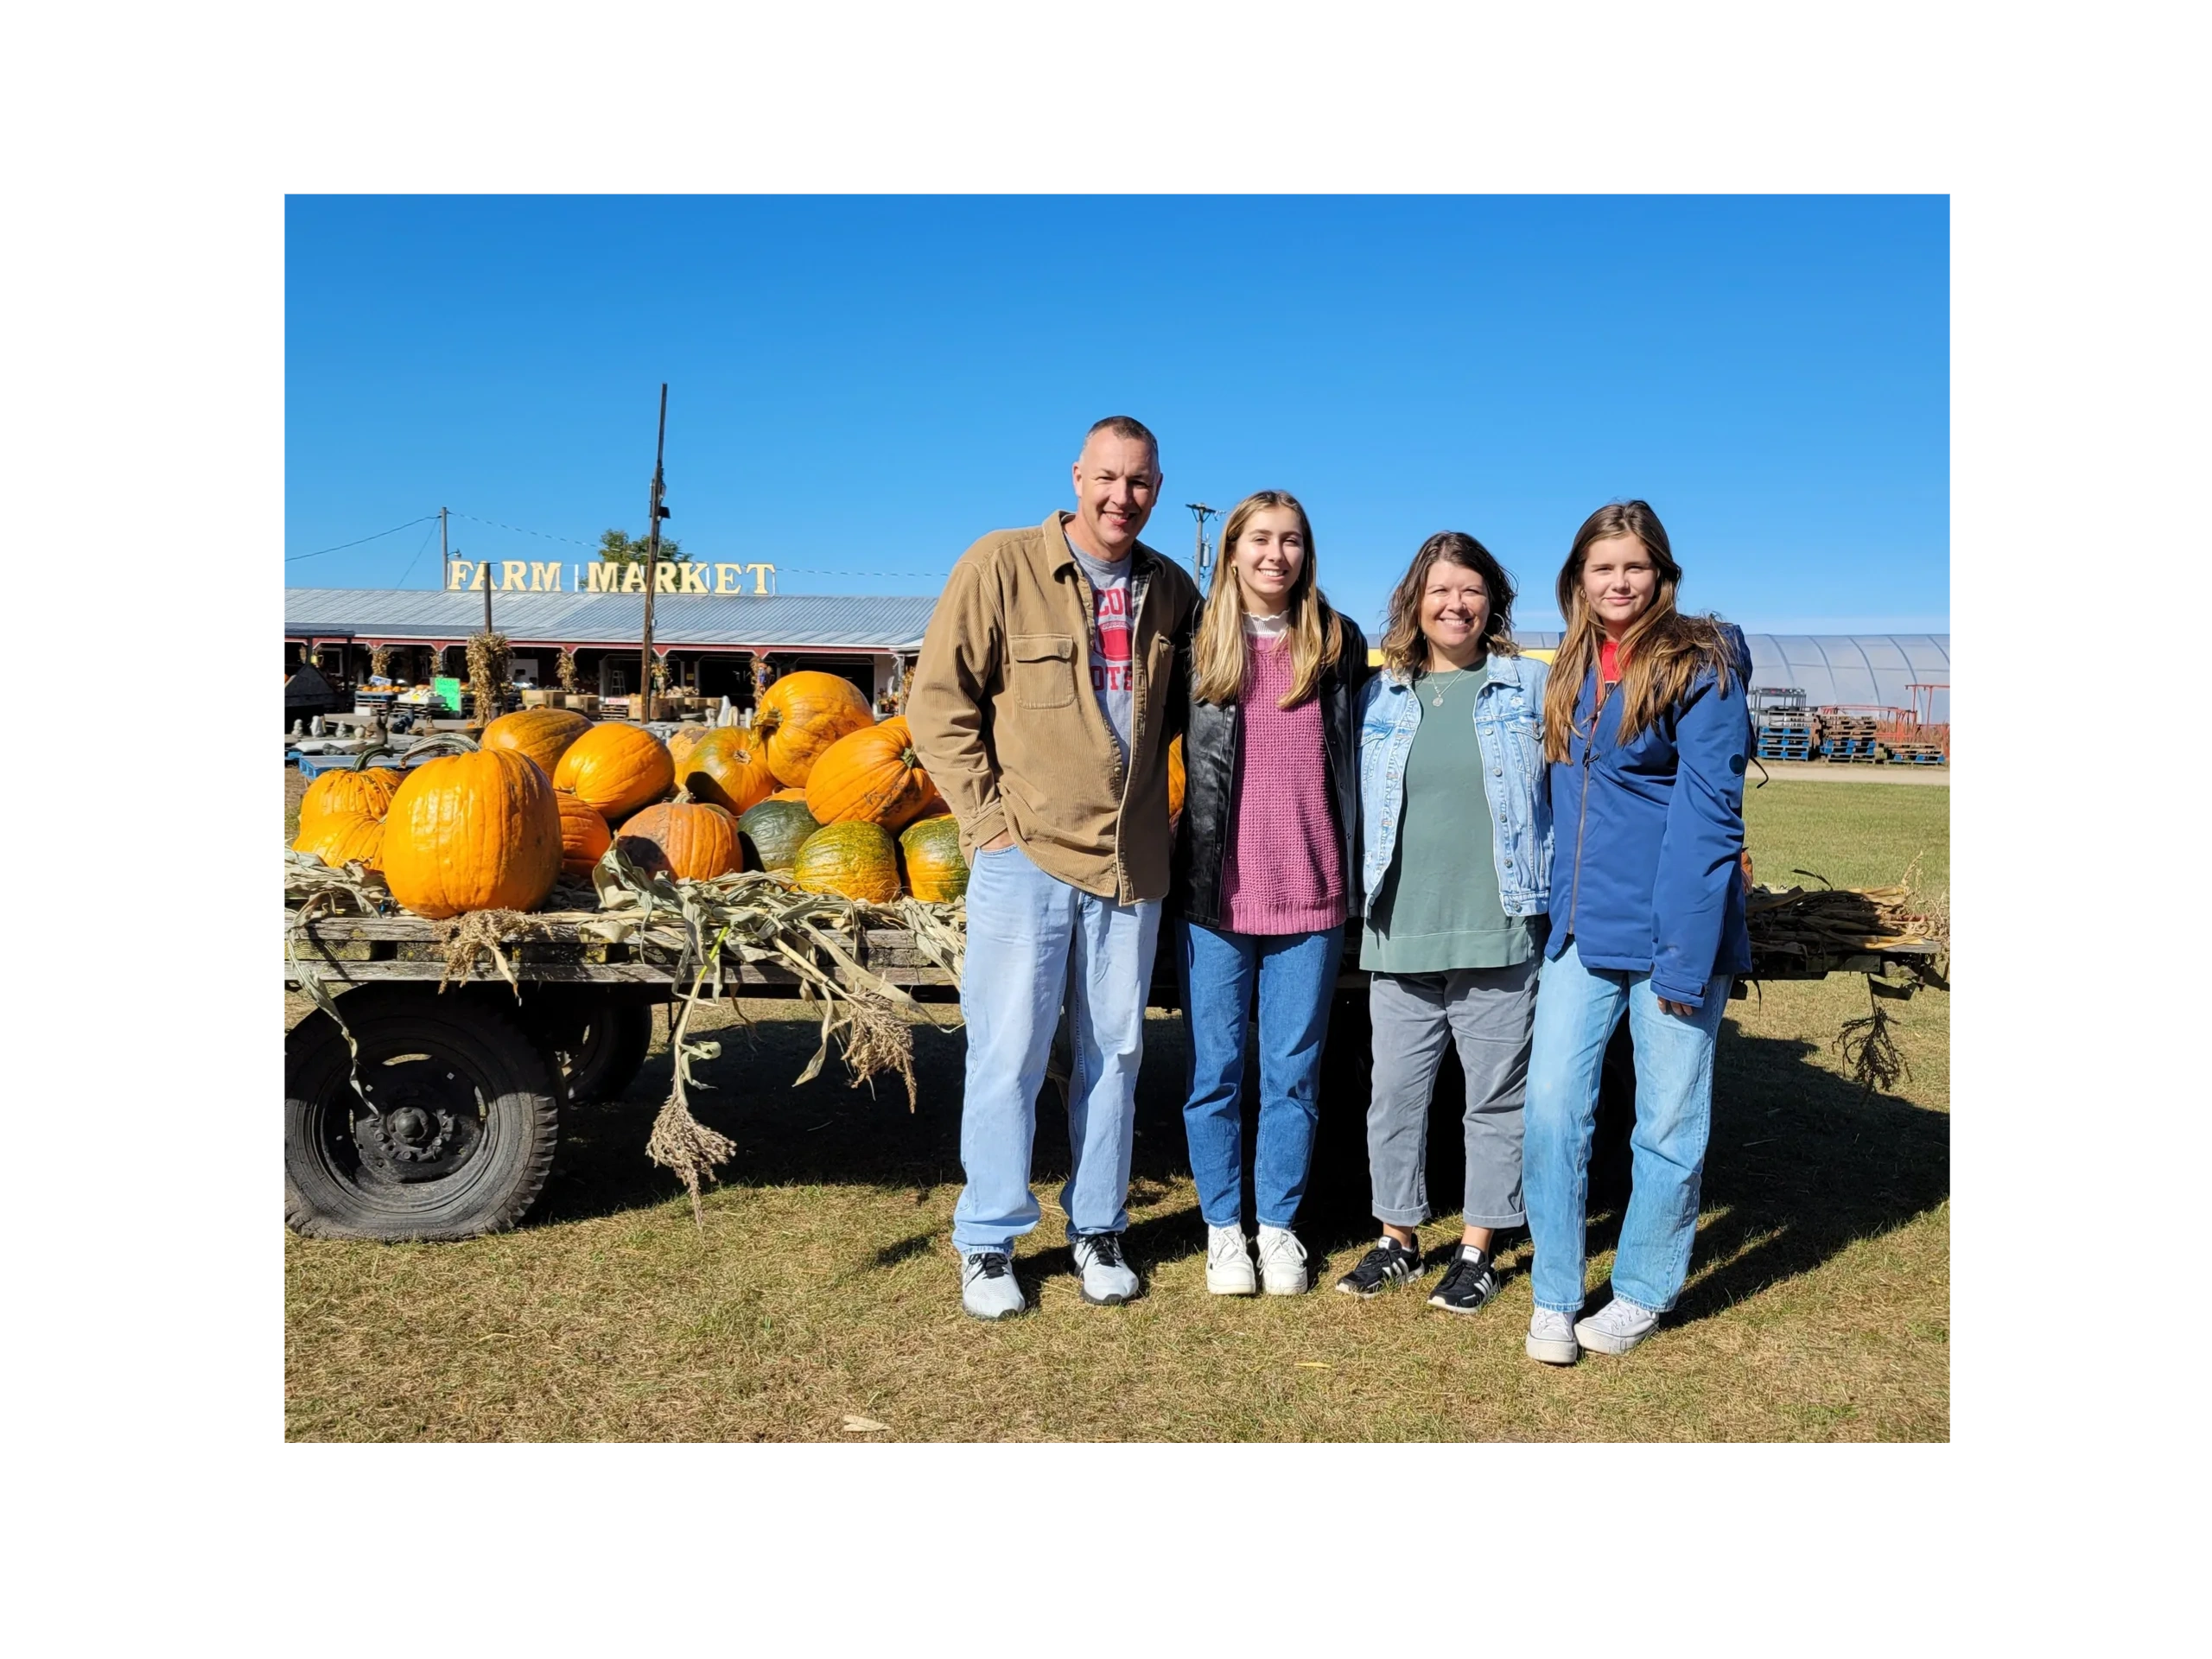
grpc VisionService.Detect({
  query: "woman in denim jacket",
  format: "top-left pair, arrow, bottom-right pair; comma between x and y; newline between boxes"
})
1521,499 -> 1754,1365
1335,531 -> 1552,1317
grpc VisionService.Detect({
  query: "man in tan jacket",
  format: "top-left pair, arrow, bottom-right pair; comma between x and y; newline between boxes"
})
907,416 -> 1199,1319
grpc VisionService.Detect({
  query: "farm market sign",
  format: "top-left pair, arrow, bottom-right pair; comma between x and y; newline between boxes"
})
446,560 -> 778,595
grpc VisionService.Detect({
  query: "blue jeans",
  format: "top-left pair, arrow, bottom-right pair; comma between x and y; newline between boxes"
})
949,842 -> 1164,1256
1522,938 -> 1732,1315
1174,921 -> 1345,1230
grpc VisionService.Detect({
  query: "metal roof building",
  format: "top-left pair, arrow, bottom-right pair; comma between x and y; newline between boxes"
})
1517,632 -> 1949,721
284,588 -> 938,652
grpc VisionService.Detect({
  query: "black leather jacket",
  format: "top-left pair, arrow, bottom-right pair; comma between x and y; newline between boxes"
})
1170,605 -> 1370,930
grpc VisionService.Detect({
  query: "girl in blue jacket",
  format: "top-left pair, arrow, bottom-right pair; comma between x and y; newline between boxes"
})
1522,499 -> 1753,1365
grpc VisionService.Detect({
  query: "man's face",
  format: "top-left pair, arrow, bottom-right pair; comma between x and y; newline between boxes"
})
1067,431 -> 1160,561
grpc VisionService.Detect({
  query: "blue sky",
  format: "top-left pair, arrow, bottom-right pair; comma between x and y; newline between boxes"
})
285,195 -> 1948,635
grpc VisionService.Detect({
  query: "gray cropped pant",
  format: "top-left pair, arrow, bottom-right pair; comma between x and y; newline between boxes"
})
1365,959 -> 1539,1229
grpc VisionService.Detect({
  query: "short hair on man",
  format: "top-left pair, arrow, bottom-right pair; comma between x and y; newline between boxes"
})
1083,415 -> 1159,459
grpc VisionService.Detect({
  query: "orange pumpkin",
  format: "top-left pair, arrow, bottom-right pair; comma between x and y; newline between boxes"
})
665,723 -> 713,769
804,716 -> 938,831
296,808 -> 386,872
792,821 -> 901,903
899,814 -> 968,903
555,790 -> 612,878
755,671 -> 874,787
552,722 -> 675,821
768,786 -> 810,803
480,708 -> 593,779
615,799 -> 743,881
297,764 -> 403,840
381,747 -> 563,919
1167,734 -> 1186,823
678,728 -> 780,816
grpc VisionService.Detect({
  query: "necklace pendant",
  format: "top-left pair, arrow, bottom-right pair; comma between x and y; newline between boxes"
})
1432,692 -> 1445,706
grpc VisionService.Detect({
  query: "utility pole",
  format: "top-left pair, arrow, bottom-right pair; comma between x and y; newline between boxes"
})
440,505 -> 449,591
1186,501 -> 1219,583
636,383 -> 671,721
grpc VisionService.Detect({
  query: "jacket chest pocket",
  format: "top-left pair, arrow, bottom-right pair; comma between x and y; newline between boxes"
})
1010,632 -> 1076,709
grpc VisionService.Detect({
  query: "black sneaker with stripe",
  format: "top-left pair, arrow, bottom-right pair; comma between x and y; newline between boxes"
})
1334,1236 -> 1421,1297
1427,1248 -> 1502,1315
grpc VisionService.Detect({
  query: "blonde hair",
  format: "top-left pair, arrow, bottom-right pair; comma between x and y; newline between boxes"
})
1190,490 -> 1344,709
1541,499 -> 1738,763
1377,531 -> 1520,682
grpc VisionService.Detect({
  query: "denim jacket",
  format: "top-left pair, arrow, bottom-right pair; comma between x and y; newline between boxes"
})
1356,649 -> 1553,918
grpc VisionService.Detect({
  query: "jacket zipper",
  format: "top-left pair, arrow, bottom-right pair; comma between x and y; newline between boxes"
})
1566,667 -> 1610,941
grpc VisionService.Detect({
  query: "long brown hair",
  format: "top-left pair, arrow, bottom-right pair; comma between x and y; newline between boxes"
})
1541,499 -> 1738,761
1377,531 -> 1520,682
1191,490 -> 1344,709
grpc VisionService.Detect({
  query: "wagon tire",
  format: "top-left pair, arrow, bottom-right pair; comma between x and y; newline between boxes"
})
285,985 -> 560,1242
522,990 -> 654,1103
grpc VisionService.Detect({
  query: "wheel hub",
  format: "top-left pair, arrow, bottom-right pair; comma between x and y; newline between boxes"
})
345,1065 -> 485,1184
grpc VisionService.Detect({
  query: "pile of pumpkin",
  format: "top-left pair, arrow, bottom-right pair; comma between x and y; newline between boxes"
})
291,671 -> 971,918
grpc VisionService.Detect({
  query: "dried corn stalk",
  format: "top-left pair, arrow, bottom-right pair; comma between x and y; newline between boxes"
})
466,630 -> 510,721
556,648 -> 578,692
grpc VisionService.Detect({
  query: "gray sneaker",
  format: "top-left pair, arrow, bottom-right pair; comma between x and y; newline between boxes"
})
1526,1306 -> 1580,1364
1071,1232 -> 1140,1306
960,1250 -> 1026,1321
1575,1296 -> 1662,1355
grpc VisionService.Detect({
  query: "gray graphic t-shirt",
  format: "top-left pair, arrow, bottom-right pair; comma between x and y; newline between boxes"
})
1072,545 -> 1135,764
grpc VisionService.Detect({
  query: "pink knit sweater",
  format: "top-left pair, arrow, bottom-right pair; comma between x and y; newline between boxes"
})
1219,632 -> 1345,934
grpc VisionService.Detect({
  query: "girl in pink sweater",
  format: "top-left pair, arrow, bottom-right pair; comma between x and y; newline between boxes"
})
1169,491 -> 1369,1294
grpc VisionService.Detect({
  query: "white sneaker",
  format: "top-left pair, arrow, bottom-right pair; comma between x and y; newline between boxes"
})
1575,1296 -> 1662,1355
1205,1224 -> 1256,1295
1071,1232 -> 1141,1306
960,1251 -> 1026,1321
1526,1307 -> 1580,1365
1255,1225 -> 1309,1295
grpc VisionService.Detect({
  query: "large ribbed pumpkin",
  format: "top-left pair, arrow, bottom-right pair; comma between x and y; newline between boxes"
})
792,821 -> 901,903
381,747 -> 563,919
615,800 -> 742,881
899,814 -> 968,903
555,790 -> 612,878
296,808 -> 386,872
297,764 -> 403,840
804,716 -> 938,830
678,728 -> 779,816
552,722 -> 675,821
738,798 -> 821,872
1167,734 -> 1186,822
755,671 -> 874,787
481,708 -> 593,779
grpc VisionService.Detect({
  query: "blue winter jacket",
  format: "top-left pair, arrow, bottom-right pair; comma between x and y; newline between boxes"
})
1545,624 -> 1755,1008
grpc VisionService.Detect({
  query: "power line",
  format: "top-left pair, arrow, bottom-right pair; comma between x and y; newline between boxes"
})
449,510 -> 601,550
285,513 -> 441,563
393,518 -> 441,588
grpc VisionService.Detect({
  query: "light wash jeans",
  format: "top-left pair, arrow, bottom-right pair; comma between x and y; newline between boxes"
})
949,842 -> 1164,1256
1522,938 -> 1731,1315
1174,920 -> 1344,1230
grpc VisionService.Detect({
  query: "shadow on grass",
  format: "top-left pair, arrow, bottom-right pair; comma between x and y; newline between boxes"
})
527,998 -> 1948,1330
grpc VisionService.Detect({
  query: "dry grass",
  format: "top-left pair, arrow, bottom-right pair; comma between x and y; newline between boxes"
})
284,779 -> 1949,1441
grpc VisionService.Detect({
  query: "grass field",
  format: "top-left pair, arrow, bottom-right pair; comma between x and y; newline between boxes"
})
284,778 -> 1948,1441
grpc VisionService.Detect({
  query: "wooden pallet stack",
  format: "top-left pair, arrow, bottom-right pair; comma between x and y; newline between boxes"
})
1886,740 -> 1948,766
1817,712 -> 1882,762
1756,709 -> 1815,761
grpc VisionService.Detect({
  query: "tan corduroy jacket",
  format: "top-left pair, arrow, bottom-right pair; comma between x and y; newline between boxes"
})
907,512 -> 1199,905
